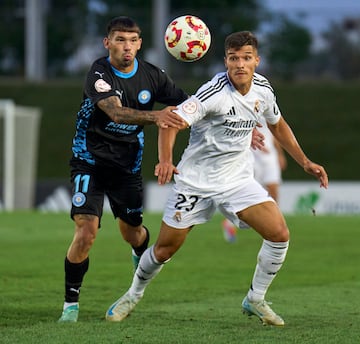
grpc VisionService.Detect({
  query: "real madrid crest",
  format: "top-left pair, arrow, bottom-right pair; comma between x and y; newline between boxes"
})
173,211 -> 182,222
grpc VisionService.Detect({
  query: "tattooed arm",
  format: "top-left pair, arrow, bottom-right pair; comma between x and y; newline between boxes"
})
97,96 -> 185,129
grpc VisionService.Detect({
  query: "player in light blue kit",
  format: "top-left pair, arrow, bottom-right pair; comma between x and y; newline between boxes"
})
105,31 -> 328,326
57,16 -> 187,323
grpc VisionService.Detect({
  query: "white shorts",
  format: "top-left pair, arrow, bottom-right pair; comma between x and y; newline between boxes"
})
163,178 -> 274,229
253,149 -> 281,185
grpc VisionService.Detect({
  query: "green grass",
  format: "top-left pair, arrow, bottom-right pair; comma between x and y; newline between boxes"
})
0,212 -> 359,343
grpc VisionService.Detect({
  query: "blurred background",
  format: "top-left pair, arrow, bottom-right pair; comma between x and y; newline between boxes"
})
0,0 -> 359,213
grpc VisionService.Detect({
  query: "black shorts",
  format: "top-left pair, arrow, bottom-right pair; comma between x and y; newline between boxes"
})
70,158 -> 144,226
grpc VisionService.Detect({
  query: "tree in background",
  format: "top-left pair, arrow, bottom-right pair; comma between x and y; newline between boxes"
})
0,0 -> 263,78
3,1 -> 360,81
168,0 -> 264,70
262,15 -> 312,81
47,0 -> 88,76
321,20 -> 360,79
0,0 -> 25,75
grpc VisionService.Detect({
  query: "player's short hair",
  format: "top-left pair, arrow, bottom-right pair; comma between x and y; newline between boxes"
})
106,16 -> 141,37
224,31 -> 258,53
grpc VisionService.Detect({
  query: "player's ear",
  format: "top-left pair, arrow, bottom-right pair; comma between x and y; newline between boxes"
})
255,55 -> 260,67
137,37 -> 143,51
103,37 -> 109,50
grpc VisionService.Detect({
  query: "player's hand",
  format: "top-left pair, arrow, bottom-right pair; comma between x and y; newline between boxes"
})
303,161 -> 329,189
155,161 -> 179,185
251,127 -> 266,151
155,106 -> 187,129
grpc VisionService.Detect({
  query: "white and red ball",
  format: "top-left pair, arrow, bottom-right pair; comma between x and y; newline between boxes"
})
164,15 -> 211,62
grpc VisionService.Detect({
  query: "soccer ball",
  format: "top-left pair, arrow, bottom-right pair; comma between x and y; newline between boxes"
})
164,15 -> 211,62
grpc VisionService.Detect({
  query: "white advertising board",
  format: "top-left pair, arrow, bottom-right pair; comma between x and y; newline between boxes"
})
145,181 -> 360,215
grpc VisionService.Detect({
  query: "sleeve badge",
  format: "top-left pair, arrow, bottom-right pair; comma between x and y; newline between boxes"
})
94,79 -> 111,92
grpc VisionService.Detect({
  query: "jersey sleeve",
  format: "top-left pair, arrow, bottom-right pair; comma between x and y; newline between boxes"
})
263,90 -> 282,125
173,95 -> 205,126
173,78 -> 223,126
153,68 -> 188,105
84,59 -> 118,104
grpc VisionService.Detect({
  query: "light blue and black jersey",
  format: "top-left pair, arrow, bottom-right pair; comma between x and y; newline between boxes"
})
71,56 -> 188,174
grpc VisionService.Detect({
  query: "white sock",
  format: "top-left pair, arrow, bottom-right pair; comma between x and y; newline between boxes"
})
247,239 -> 289,302
63,302 -> 78,310
128,245 -> 168,299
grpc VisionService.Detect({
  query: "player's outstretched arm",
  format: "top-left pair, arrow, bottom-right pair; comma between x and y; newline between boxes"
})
302,160 -> 328,189
269,117 -> 328,189
153,106 -> 188,129
97,96 -> 186,128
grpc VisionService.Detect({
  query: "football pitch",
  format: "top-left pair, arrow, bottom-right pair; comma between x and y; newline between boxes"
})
0,211 -> 359,343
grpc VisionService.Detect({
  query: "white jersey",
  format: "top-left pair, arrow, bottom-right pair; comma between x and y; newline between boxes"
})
173,72 -> 281,196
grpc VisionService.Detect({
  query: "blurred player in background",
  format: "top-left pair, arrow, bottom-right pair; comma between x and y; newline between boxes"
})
252,117 -> 287,202
57,16 -> 188,323
104,31 -> 328,326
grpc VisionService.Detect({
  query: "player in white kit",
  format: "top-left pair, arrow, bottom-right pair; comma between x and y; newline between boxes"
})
252,117 -> 287,202
105,31 -> 328,326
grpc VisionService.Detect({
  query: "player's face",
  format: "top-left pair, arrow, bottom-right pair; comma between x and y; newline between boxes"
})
224,45 -> 260,95
103,31 -> 142,72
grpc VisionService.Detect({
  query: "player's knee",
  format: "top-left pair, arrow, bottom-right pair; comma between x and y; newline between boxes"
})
76,228 -> 96,249
119,211 -> 143,228
74,217 -> 98,250
153,245 -> 174,263
269,225 -> 289,242
279,228 -> 289,242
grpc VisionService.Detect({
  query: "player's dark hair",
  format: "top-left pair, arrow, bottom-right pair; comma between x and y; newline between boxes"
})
224,31 -> 258,53
106,16 -> 141,36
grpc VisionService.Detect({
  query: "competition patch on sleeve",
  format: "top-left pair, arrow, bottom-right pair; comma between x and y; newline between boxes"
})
182,100 -> 197,114
94,79 -> 111,92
